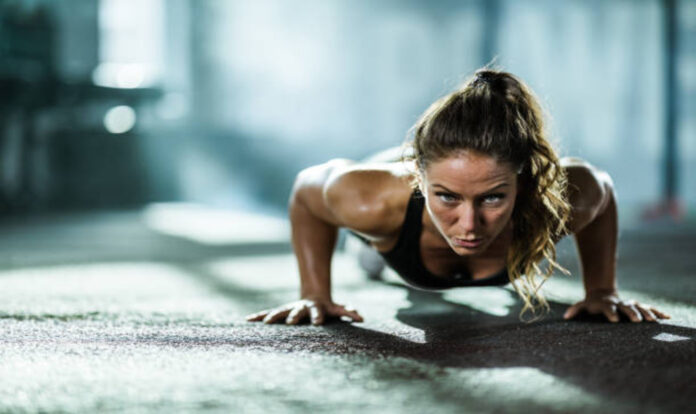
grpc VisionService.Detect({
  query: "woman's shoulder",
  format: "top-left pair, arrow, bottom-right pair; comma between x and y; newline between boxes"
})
561,157 -> 614,233
323,160 -> 416,239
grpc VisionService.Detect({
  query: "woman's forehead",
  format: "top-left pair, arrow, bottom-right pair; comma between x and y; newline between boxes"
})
424,152 -> 516,190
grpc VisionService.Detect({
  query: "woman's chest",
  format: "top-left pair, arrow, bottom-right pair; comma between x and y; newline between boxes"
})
419,225 -> 511,281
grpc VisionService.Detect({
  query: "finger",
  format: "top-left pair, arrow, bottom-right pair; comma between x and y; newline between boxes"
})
602,304 -> 620,323
309,304 -> 324,326
650,307 -> 671,320
635,304 -> 657,322
618,302 -> 642,323
337,308 -> 364,323
286,306 -> 309,325
330,304 -> 364,323
563,302 -> 583,320
246,311 -> 269,322
262,307 -> 292,324
346,310 -> 364,322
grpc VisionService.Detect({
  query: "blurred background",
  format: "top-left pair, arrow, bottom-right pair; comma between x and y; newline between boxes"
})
1,0 -> 694,224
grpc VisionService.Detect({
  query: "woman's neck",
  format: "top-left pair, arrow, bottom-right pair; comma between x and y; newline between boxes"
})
421,211 -> 512,279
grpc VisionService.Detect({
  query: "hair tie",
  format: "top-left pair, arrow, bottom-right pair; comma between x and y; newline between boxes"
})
473,71 -> 494,87
476,71 -> 493,81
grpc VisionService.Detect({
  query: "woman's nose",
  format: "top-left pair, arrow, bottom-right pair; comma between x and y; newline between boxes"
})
456,203 -> 479,233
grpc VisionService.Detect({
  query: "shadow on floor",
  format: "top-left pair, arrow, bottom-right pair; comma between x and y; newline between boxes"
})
317,285 -> 696,412
184,256 -> 695,413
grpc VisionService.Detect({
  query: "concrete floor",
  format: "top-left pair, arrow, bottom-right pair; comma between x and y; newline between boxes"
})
0,206 -> 695,413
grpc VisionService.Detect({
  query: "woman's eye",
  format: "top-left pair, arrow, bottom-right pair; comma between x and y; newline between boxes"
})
482,194 -> 505,204
436,193 -> 457,203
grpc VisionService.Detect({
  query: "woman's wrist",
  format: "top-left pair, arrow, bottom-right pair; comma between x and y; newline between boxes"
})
300,290 -> 332,303
585,287 -> 618,299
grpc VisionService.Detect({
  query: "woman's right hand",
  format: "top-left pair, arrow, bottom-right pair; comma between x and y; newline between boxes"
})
245,298 -> 364,326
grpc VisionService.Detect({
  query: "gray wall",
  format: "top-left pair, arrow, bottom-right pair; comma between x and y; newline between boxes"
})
183,0 -> 695,216
1,0 -> 694,222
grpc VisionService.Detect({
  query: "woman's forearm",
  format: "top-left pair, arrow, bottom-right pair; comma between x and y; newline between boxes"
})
289,187 -> 339,302
573,188 -> 618,296
246,160 -> 366,326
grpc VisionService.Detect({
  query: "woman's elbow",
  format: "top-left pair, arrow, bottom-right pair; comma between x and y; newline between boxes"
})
566,163 -> 615,231
595,169 -> 616,215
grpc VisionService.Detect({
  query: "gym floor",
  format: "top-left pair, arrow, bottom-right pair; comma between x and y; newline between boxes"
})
0,205 -> 694,413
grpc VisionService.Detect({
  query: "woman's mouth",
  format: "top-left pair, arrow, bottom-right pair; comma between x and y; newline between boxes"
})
452,237 -> 484,249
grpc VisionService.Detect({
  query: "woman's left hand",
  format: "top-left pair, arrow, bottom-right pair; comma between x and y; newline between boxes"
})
563,290 -> 671,323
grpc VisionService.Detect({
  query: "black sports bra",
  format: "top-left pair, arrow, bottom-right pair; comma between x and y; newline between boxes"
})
351,189 -> 510,290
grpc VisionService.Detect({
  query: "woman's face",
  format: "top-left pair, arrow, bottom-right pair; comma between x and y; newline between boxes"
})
421,150 -> 518,256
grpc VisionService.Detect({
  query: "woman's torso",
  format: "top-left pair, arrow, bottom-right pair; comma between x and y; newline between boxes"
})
352,186 -> 512,290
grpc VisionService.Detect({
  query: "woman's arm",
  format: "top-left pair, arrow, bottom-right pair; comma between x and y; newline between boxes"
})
246,159 -> 409,325
561,159 -> 670,322
566,162 -> 618,297
291,160 -> 347,304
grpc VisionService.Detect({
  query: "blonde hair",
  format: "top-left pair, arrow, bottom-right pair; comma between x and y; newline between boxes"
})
408,69 -> 571,319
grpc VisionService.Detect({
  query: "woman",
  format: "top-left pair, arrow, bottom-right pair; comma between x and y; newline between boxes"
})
246,69 -> 670,326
